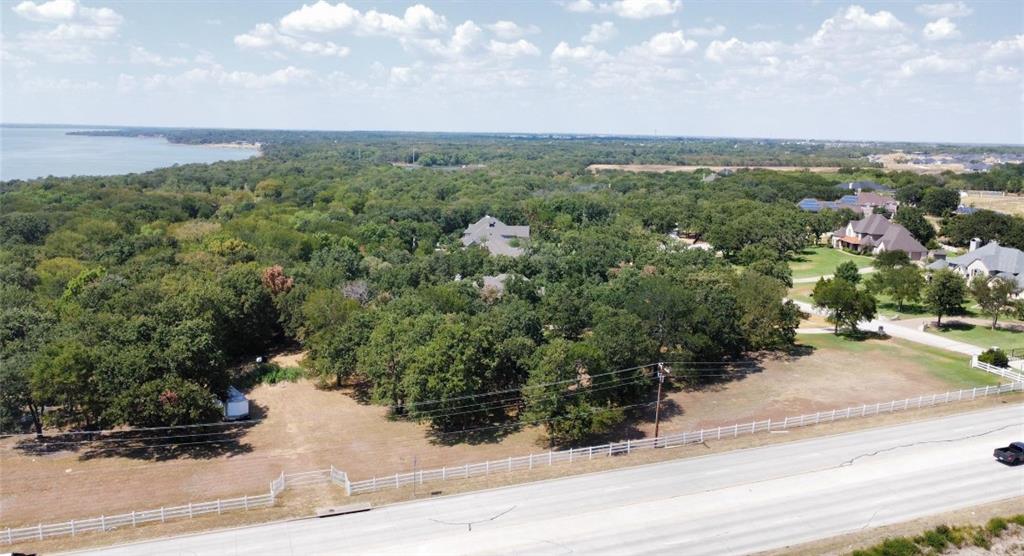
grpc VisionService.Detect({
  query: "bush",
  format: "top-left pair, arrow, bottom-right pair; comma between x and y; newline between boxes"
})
917,529 -> 949,551
986,517 -> 1008,537
852,537 -> 920,556
239,362 -> 305,388
978,348 -> 1010,368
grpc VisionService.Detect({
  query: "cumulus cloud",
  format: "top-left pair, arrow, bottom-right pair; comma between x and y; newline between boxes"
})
601,0 -> 681,19
705,37 -> 779,62
12,0 -> 77,21
487,39 -> 540,58
811,5 -> 904,45
563,0 -> 680,19
20,76 -> 100,92
403,20 -> 484,59
687,24 -> 726,38
279,1 -> 446,36
923,18 -> 959,41
234,23 -> 350,57
984,34 -> 1024,60
486,20 -> 539,40
551,41 -> 609,64
128,45 -> 188,67
630,31 -> 697,57
915,2 -> 973,19
564,0 -> 596,13
898,53 -> 968,76
976,65 -> 1019,84
582,21 -> 617,44
118,65 -> 314,92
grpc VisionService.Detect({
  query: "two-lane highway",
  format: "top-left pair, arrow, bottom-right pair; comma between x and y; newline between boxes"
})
78,404 -> 1024,555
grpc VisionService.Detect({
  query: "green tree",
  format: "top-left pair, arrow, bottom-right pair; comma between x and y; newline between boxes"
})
925,269 -> 967,326
892,207 -> 935,244
812,277 -> 877,334
920,187 -> 960,216
874,249 -> 910,270
834,260 -> 861,284
969,277 -> 1017,329
121,376 -> 224,427
868,265 -> 924,312
307,309 -> 375,387
30,340 -> 104,428
735,270 -> 803,349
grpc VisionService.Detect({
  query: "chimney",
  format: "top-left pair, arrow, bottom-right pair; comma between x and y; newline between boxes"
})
969,238 -> 981,251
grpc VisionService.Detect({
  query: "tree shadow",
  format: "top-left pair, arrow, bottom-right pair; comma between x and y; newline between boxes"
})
426,414 -> 523,447
11,407 -> 265,462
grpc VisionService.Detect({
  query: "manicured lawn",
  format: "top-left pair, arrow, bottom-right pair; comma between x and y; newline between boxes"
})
789,247 -> 873,280
789,282 -> 814,304
928,321 -> 1024,351
798,333 -> 1002,387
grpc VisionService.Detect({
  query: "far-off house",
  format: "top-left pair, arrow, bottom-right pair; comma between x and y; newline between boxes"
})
928,239 -> 1024,294
461,215 -> 530,257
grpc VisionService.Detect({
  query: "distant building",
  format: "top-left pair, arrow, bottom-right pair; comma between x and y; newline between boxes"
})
831,213 -> 927,260
836,180 -> 894,194
461,215 -> 530,257
927,239 -> 1024,293
797,192 -> 898,216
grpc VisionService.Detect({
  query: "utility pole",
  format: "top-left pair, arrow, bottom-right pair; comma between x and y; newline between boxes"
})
653,363 -> 671,439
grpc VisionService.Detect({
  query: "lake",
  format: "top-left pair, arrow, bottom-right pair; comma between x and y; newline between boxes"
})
0,126 -> 260,181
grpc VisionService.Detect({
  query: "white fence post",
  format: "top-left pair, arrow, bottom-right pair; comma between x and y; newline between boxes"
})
37,523 -> 42,541
161,507 -> 166,522
71,519 -> 76,536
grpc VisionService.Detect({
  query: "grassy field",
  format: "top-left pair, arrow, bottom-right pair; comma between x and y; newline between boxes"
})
0,332 -> 1001,529
926,320 -> 1024,351
790,247 -> 873,280
798,333 -> 1001,387
961,193 -> 1024,216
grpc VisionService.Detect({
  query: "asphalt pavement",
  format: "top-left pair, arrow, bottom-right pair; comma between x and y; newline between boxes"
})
77,403 -> 1024,556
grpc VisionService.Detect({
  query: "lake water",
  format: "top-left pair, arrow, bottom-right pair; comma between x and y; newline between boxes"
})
0,126 -> 259,181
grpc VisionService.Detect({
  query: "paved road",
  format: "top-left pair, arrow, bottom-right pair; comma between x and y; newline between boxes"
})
78,405 -> 1024,556
791,300 -> 983,355
792,266 -> 875,284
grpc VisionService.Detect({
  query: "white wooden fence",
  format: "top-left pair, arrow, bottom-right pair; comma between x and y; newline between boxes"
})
5,378 -> 1021,545
971,356 -> 1024,383
2,466 -> 351,545
345,380 -> 1023,495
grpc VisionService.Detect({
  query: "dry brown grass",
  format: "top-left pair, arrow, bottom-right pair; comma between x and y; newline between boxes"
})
8,393 -> 1022,555
0,339 -> 1007,536
961,194 -> 1024,216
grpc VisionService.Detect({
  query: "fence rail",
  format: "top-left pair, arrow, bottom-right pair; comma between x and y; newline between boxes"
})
971,356 -> 1024,383
347,380 -> 1023,495
5,378 -> 1021,545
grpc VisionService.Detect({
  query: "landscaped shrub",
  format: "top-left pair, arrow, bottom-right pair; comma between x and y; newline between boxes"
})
850,516 -> 1024,555
978,348 -> 1010,368
986,517 -> 1008,536
852,537 -> 920,556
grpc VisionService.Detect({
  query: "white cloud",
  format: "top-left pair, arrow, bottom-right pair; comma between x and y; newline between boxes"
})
404,20 -> 484,59
705,37 -> 779,62
687,24 -> 725,38
812,5 -> 905,46
984,34 -> 1024,60
486,20 -> 539,40
279,1 -> 446,36
582,21 -> 617,44
128,45 -> 188,67
21,76 -> 101,92
234,23 -> 350,57
630,30 -> 697,57
12,0 -> 77,21
898,53 -> 968,76
44,22 -> 116,40
119,65 -> 314,92
601,0 -> 681,19
976,65 -> 1020,84
0,47 -> 35,69
915,2 -> 973,19
551,41 -> 609,64
487,39 -> 540,58
923,18 -> 959,41
564,0 -> 596,13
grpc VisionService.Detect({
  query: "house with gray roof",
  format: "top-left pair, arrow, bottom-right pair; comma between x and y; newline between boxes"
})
831,213 -> 927,260
797,191 -> 898,216
927,240 -> 1024,293
461,215 -> 530,257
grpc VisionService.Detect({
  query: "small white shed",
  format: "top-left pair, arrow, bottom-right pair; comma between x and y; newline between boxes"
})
223,386 -> 250,421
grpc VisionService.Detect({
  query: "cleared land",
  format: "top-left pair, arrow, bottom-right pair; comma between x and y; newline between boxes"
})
789,247 -> 873,280
960,193 -> 1024,216
587,164 -> 842,173
0,335 -> 1000,528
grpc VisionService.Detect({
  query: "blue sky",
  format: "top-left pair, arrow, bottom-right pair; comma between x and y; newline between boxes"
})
2,0 -> 1022,143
